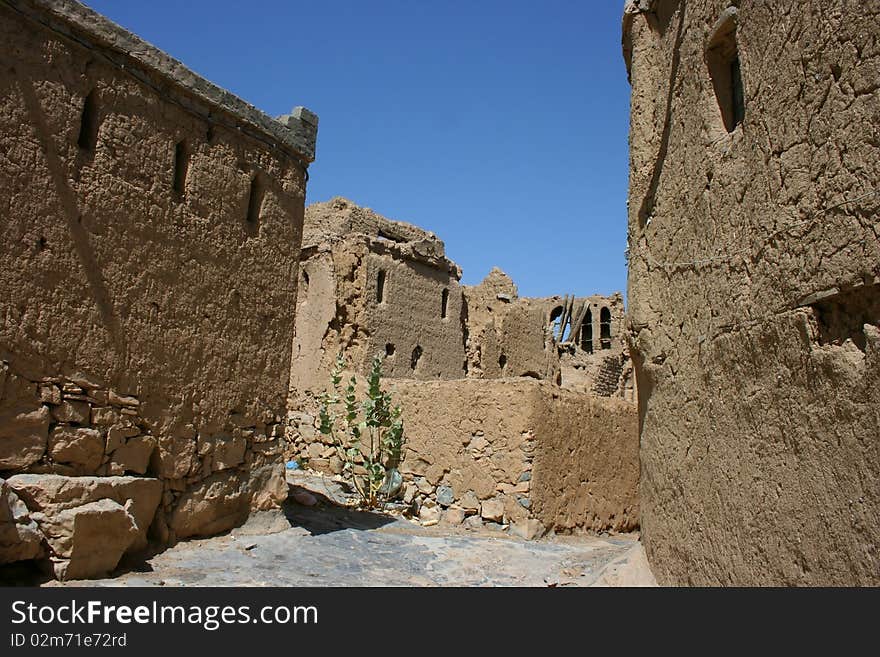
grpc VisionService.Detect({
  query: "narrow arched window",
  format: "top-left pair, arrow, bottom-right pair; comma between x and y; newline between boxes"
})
549,305 -> 564,340
580,308 -> 593,353
707,8 -> 745,133
600,307 -> 612,350
376,270 -> 386,303
172,140 -> 189,195
441,288 -> 449,319
246,174 -> 264,233
77,90 -> 100,151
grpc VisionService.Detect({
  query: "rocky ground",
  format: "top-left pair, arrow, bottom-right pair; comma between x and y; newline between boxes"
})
37,472 -> 656,587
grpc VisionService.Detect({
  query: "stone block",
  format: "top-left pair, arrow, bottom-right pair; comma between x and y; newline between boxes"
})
110,436 -> 156,475
0,478 -> 44,564
480,498 -> 504,523
34,498 -> 139,580
49,426 -> 104,471
0,406 -> 50,470
52,401 -> 90,425
6,474 -> 162,555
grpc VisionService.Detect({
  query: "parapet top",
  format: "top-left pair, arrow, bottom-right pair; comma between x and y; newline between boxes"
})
304,198 -> 445,249
622,0 -> 656,82
4,0 -> 318,163
303,198 -> 461,278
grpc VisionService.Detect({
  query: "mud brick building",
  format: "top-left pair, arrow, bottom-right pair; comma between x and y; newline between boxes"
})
0,0 -> 317,578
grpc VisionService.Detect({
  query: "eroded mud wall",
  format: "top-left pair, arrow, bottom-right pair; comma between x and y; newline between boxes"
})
625,0 -> 879,585
392,379 -> 639,534
0,0 -> 315,575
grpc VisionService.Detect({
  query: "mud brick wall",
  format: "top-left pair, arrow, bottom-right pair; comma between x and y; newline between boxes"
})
291,378 -> 639,535
0,0 -> 315,551
624,0 -> 879,584
393,379 -> 638,534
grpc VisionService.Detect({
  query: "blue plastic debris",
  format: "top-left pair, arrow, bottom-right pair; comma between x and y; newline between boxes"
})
285,460 -> 299,470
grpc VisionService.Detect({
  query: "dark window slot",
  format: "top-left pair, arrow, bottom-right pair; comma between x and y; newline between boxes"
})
172,140 -> 189,195
580,309 -> 594,353
246,174 -> 264,232
77,90 -> 99,151
600,307 -> 612,349
377,270 -> 386,303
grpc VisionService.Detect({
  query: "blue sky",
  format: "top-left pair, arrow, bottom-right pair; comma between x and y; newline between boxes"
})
85,0 -> 631,298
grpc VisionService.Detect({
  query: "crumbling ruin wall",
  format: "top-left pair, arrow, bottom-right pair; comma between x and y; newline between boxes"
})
290,198 -> 466,404
549,293 -> 635,400
624,0 -> 879,585
386,379 -> 638,535
288,201 -> 640,537
288,355 -> 638,537
0,0 -> 316,578
463,269 -> 560,381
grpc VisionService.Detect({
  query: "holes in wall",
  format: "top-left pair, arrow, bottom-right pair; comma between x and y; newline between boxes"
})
245,173 -> 264,234
498,353 -> 508,371
376,269 -> 387,304
549,305 -> 563,338
811,284 -> 880,353
441,288 -> 449,319
385,343 -> 396,357
707,8 -> 745,133
300,269 -> 309,298
830,63 -> 842,82
600,306 -> 612,350
172,140 -> 189,196
77,90 -> 100,151
377,229 -> 406,244
580,308 -> 593,353
410,345 -> 422,371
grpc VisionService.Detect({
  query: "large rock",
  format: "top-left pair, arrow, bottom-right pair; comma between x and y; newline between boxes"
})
33,498 -> 139,580
51,400 -> 90,425
7,474 -> 162,554
170,472 -> 249,539
211,434 -> 247,471
0,478 -> 44,564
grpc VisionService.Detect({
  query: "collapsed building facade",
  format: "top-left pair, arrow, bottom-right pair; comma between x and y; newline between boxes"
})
288,198 -> 638,537
0,0 -> 317,579
624,0 -> 879,584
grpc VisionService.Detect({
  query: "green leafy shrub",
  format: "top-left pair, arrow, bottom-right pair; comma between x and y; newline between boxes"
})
318,353 -> 405,508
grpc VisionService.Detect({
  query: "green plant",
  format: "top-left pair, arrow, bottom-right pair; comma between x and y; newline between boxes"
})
318,353 -> 405,508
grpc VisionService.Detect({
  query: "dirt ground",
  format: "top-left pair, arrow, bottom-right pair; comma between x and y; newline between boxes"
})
38,473 -> 656,588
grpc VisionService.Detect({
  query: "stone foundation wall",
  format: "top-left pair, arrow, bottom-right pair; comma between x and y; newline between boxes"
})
290,378 -> 639,537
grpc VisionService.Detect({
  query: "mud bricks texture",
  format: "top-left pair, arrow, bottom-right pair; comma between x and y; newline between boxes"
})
624,0 -> 879,585
0,0 -> 316,578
